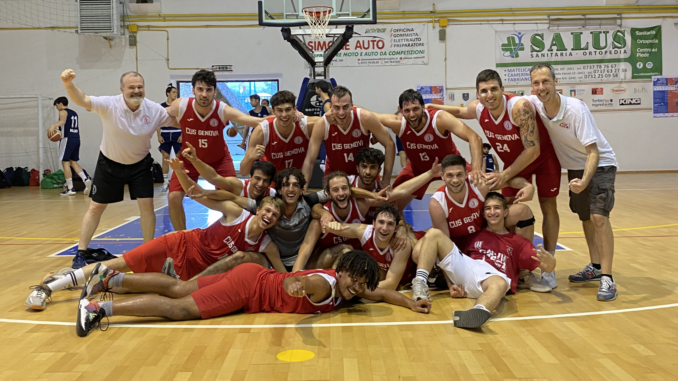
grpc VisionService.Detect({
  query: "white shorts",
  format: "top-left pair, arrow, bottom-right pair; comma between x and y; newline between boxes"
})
437,246 -> 510,299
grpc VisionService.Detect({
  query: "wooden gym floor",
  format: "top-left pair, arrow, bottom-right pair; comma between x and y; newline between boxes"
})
1,172 -> 677,381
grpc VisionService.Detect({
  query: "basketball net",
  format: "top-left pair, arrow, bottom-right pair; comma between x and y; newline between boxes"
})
302,6 -> 333,39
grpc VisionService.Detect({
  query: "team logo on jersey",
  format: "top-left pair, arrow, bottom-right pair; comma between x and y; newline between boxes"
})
141,115 -> 150,124
474,241 -> 483,250
503,121 -> 512,131
209,118 -> 219,127
424,133 -> 434,142
559,122 -> 570,129
469,198 -> 479,208
294,136 -> 303,145
352,129 -> 362,138
506,246 -> 513,257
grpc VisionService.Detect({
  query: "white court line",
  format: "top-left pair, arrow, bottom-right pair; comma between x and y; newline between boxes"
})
3,303 -> 678,329
47,204 -> 169,257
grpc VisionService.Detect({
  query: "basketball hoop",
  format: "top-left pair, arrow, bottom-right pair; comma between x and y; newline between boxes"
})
302,6 -> 333,39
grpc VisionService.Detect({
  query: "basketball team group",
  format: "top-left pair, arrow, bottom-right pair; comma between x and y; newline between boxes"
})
26,63 -> 618,336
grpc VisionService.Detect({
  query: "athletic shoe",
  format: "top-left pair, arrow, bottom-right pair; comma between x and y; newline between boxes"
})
569,263 -> 602,283
453,308 -> 492,329
82,263 -> 119,301
162,257 -> 180,279
25,285 -> 52,310
60,188 -> 76,196
517,271 -> 552,293
161,181 -> 169,193
76,299 -> 107,337
84,177 -> 92,196
83,248 -> 117,264
541,271 -> 558,289
597,276 -> 617,302
411,277 -> 430,301
41,268 -> 76,290
72,252 -> 88,269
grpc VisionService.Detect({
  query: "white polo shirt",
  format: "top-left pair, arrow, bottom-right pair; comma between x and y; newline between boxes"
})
90,95 -> 175,164
527,94 -> 617,170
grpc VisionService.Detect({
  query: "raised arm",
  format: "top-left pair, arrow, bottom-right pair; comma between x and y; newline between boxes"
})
60,69 -> 92,111
386,158 -> 441,202
181,141 -> 243,192
369,110 -> 403,132
488,99 -> 541,190
239,125 -> 266,175
437,111 -> 484,184
361,109 -> 395,185
426,100 -> 479,120
359,286 -> 431,313
323,222 -> 365,240
302,117 -> 326,190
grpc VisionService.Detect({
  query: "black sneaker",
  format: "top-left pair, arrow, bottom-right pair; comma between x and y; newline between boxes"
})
453,308 -> 492,329
76,298 -> 108,337
84,248 -> 117,264
72,251 -> 88,269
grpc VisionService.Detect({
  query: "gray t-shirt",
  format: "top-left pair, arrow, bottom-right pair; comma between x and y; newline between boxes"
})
247,192 -> 328,266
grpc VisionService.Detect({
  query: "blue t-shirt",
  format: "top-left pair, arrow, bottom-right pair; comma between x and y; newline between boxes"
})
248,107 -> 270,118
62,108 -> 80,139
160,102 -> 180,131
484,154 -> 495,173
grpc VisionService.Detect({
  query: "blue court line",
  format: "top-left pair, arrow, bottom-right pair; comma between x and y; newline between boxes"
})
52,193 -> 568,257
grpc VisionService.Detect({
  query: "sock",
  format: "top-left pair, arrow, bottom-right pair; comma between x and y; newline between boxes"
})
99,301 -> 113,317
548,250 -> 556,256
47,268 -> 85,292
163,174 -> 168,180
602,274 -> 614,281
108,272 -> 125,289
66,178 -> 73,190
473,304 -> 491,313
415,269 -> 429,282
77,172 -> 87,181
592,263 -> 602,270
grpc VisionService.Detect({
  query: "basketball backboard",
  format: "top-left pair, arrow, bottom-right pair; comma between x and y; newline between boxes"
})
258,0 -> 377,27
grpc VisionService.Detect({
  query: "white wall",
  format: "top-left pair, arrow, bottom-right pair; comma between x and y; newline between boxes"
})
0,3 -> 676,173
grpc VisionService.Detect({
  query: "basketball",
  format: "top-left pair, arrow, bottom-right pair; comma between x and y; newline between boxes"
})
47,129 -> 61,142
226,126 -> 238,137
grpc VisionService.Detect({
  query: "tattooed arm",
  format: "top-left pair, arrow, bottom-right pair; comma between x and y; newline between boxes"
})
486,98 -> 541,190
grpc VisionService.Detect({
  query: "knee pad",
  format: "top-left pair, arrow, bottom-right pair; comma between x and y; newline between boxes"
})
516,217 -> 535,229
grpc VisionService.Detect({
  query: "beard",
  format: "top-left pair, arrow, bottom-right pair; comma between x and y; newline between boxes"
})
125,94 -> 144,107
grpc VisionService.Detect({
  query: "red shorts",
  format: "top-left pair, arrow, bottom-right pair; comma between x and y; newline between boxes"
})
502,153 -> 562,199
169,154 -> 236,193
122,230 -> 215,280
392,162 -> 439,200
191,263 -> 265,319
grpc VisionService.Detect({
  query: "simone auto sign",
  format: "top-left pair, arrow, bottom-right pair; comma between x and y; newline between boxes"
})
495,26 -> 662,85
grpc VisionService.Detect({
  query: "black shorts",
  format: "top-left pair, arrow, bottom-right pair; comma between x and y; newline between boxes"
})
568,166 -> 616,221
90,152 -> 154,204
159,130 -> 182,155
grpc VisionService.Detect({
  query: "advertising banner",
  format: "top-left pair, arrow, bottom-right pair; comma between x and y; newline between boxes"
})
309,23 -> 428,67
416,84 -> 446,105
652,76 -> 678,118
495,26 -> 662,85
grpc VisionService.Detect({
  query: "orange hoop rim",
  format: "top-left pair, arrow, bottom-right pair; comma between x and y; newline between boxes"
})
302,5 -> 333,18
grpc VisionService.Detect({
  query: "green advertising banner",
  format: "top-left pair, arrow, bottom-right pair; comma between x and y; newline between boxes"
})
495,26 -> 662,85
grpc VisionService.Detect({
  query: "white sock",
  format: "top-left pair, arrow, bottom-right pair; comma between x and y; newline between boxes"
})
100,301 -> 114,317
78,172 -> 87,181
163,174 -> 168,180
415,269 -> 429,282
47,268 -> 85,292
66,178 -> 73,190
473,304 -> 491,313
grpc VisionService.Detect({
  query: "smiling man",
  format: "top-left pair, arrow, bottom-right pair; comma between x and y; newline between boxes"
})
75,250 -> 431,337
528,63 -> 619,302
164,70 -> 270,231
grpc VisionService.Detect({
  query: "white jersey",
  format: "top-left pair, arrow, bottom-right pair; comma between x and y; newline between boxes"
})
527,94 -> 617,170
90,95 -> 175,164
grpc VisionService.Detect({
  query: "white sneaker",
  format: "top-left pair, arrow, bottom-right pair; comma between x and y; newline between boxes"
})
84,177 -> 92,196
541,271 -> 558,289
411,277 -> 430,301
26,285 -> 52,310
60,189 -> 76,196
519,271 -> 552,293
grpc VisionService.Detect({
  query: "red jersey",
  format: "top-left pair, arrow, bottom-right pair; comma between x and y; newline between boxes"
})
431,176 -> 484,249
323,107 -> 370,176
476,94 -> 559,176
360,225 -> 417,285
191,209 -> 271,263
463,229 -> 539,294
348,174 -> 382,224
318,198 -> 365,250
239,178 -> 276,199
260,116 -> 309,171
249,268 -> 341,314
398,108 -> 463,174
178,98 -> 230,164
